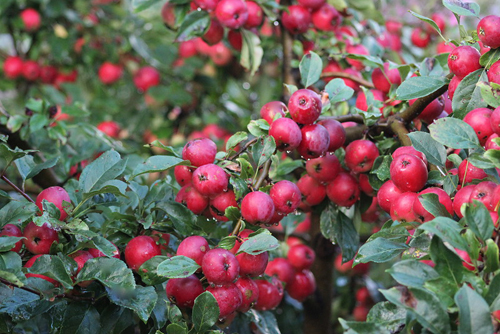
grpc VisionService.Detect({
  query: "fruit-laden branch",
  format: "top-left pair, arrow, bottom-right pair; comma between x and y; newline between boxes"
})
0,123 -> 61,189
320,72 -> 375,89
345,124 -> 368,144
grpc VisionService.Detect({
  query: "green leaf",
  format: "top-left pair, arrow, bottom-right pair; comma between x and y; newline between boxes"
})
60,303 -> 101,334
76,257 -> 135,290
107,285 -> 157,323
356,237 -> 408,264
419,193 -> 452,219
480,48 -> 500,68
396,76 -> 447,100
27,254 -> 74,289
130,155 -> 186,179
166,323 -> 188,334
454,285 -> 493,334
255,136 -> 276,171
320,204 -> 359,262
132,0 -> 162,12
429,236 -> 465,288
247,310 -> 281,334
324,78 -> 355,104
464,200 -> 494,242
467,152 -> 496,169
443,0 -> 480,17
486,274 -> 500,308
381,286 -> 451,334
0,283 -> 52,321
484,239 -> 499,273
0,252 -> 26,287
247,120 -> 269,137
346,54 -> 384,68
418,217 -> 468,251
478,81 -> 500,108
366,302 -> 406,333
224,206 -> 241,222
338,319 -> 391,334
236,158 -> 254,180
14,155 -> 60,186
484,149 -> 500,169
451,69 -> 488,119
0,236 -> 24,252
218,236 -> 237,250
138,256 -> 169,286
82,180 -> 128,200
240,30 -> 263,77
229,175 -> 249,200
299,51 -> 323,87
225,132 -> 248,151
0,143 -> 35,172
369,155 -> 392,182
238,230 -> 279,255
409,11 -> 445,39
429,117 -> 481,149
284,84 -> 298,96
91,236 -> 118,258
387,260 -> 439,287
175,11 -> 210,42
79,150 -> 127,193
155,201 -> 197,227
407,132 -> 446,167
157,255 -> 200,278
192,292 -> 219,333
275,160 -> 303,176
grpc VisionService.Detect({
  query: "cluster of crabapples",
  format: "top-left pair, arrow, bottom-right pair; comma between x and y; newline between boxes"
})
0,186 -> 120,286
163,233 -> 317,319
175,135 -> 304,225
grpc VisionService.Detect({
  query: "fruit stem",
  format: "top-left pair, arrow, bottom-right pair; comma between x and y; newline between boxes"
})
320,71 -> 375,89
230,218 -> 243,236
253,159 -> 271,190
0,175 -> 35,203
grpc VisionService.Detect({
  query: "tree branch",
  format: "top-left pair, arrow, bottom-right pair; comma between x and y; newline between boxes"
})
318,114 -> 365,124
0,175 -> 35,203
254,159 -> 271,190
320,71 -> 374,89
398,74 -> 452,123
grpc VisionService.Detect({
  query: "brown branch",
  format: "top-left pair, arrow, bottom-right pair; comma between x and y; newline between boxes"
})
0,175 -> 35,203
318,114 -> 365,124
0,124 -> 61,188
228,137 -> 258,161
320,71 -> 374,89
389,117 -> 412,146
398,74 -> 453,123
344,124 -> 367,145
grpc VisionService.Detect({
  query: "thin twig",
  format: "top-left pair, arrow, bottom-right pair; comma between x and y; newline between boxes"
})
254,160 -> 271,190
228,137 -> 258,161
1,175 -> 35,203
320,72 -> 374,89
